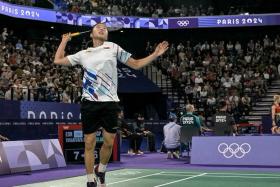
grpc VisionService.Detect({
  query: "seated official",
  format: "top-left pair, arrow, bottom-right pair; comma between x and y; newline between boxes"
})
133,113 -> 156,152
179,104 -> 201,154
211,100 -> 237,136
163,113 -> 181,159
180,104 -> 202,130
117,111 -> 143,155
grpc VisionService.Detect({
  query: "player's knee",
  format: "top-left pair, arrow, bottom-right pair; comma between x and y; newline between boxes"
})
103,140 -> 114,150
85,142 -> 95,151
84,136 -> 96,151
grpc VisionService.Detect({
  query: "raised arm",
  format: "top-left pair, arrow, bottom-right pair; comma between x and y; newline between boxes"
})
126,41 -> 169,70
54,33 -> 72,66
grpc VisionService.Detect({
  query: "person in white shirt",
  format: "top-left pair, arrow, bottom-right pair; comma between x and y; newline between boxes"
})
194,75 -> 203,84
163,113 -> 181,159
54,23 -> 169,187
234,41 -> 242,53
15,40 -> 23,50
223,78 -> 232,88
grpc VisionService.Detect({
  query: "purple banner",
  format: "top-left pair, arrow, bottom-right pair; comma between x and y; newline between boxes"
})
0,1 -> 56,22
198,14 -> 280,28
168,17 -> 198,28
0,100 -> 20,119
20,101 -> 80,120
0,100 -> 80,120
191,136 -> 280,166
2,1 -> 280,29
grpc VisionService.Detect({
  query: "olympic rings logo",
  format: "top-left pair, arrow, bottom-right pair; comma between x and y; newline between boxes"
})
218,143 -> 251,159
177,20 -> 190,27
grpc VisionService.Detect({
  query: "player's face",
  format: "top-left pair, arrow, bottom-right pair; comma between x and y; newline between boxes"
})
92,23 -> 108,41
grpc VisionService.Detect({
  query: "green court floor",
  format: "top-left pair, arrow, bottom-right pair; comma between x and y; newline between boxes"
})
17,168 -> 280,187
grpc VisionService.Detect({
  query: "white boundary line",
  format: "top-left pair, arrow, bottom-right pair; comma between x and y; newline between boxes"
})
160,174 -> 280,179
206,175 -> 280,179
153,173 -> 207,187
107,172 -> 163,186
162,171 -> 280,177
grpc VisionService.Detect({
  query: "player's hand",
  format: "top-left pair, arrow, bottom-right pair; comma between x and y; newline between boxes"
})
153,41 -> 169,57
61,33 -> 72,43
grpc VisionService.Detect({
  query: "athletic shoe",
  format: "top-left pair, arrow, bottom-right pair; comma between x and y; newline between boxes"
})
136,150 -> 144,155
94,165 -> 106,186
167,151 -> 172,159
87,181 -> 97,187
172,151 -> 180,159
128,150 -> 136,156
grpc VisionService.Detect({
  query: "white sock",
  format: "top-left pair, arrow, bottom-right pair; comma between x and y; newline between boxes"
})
87,173 -> 96,182
98,163 -> 107,173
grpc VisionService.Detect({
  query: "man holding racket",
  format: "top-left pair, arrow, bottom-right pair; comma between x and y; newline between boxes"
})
54,23 -> 168,187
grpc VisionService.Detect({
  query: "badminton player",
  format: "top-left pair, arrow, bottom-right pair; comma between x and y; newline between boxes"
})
54,23 -> 169,187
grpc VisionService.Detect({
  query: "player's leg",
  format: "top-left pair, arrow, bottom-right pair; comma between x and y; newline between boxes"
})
94,130 -> 115,186
84,132 -> 97,185
81,100 -> 102,187
95,102 -> 119,186
99,130 -> 116,165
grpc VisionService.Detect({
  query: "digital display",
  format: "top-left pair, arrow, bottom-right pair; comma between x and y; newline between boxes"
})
237,126 -> 260,134
62,129 -> 105,163
64,130 -> 103,145
64,149 -> 100,163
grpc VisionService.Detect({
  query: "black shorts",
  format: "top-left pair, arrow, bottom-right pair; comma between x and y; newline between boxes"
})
81,100 -> 120,134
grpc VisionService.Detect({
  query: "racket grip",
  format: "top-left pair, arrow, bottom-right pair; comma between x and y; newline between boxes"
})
70,32 -> 80,37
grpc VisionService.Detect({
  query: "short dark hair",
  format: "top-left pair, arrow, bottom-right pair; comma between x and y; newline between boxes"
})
218,100 -> 227,109
134,113 -> 143,119
92,23 -> 107,30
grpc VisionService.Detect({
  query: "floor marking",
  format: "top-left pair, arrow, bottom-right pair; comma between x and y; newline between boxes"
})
153,173 -> 207,187
162,171 -> 280,177
160,174 -> 280,179
107,172 -> 163,186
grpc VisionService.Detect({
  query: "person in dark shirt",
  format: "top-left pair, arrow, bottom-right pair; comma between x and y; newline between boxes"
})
132,113 -> 156,152
117,110 -> 131,137
118,111 -> 143,155
180,104 -> 201,130
211,100 -> 237,135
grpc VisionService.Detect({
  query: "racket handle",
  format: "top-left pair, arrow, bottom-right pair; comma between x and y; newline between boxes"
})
70,32 -> 80,37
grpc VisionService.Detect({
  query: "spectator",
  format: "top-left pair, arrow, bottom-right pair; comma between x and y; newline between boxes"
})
163,113 -> 181,159
194,75 -> 203,84
1,28 -> 8,41
132,113 -> 156,152
240,94 -> 251,115
15,39 -> 23,50
5,0 -> 279,17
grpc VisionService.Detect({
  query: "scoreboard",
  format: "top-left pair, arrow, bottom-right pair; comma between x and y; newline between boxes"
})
58,124 -> 120,163
237,123 -> 261,134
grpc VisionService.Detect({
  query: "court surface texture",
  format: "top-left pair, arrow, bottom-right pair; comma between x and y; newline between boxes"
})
16,168 -> 280,187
